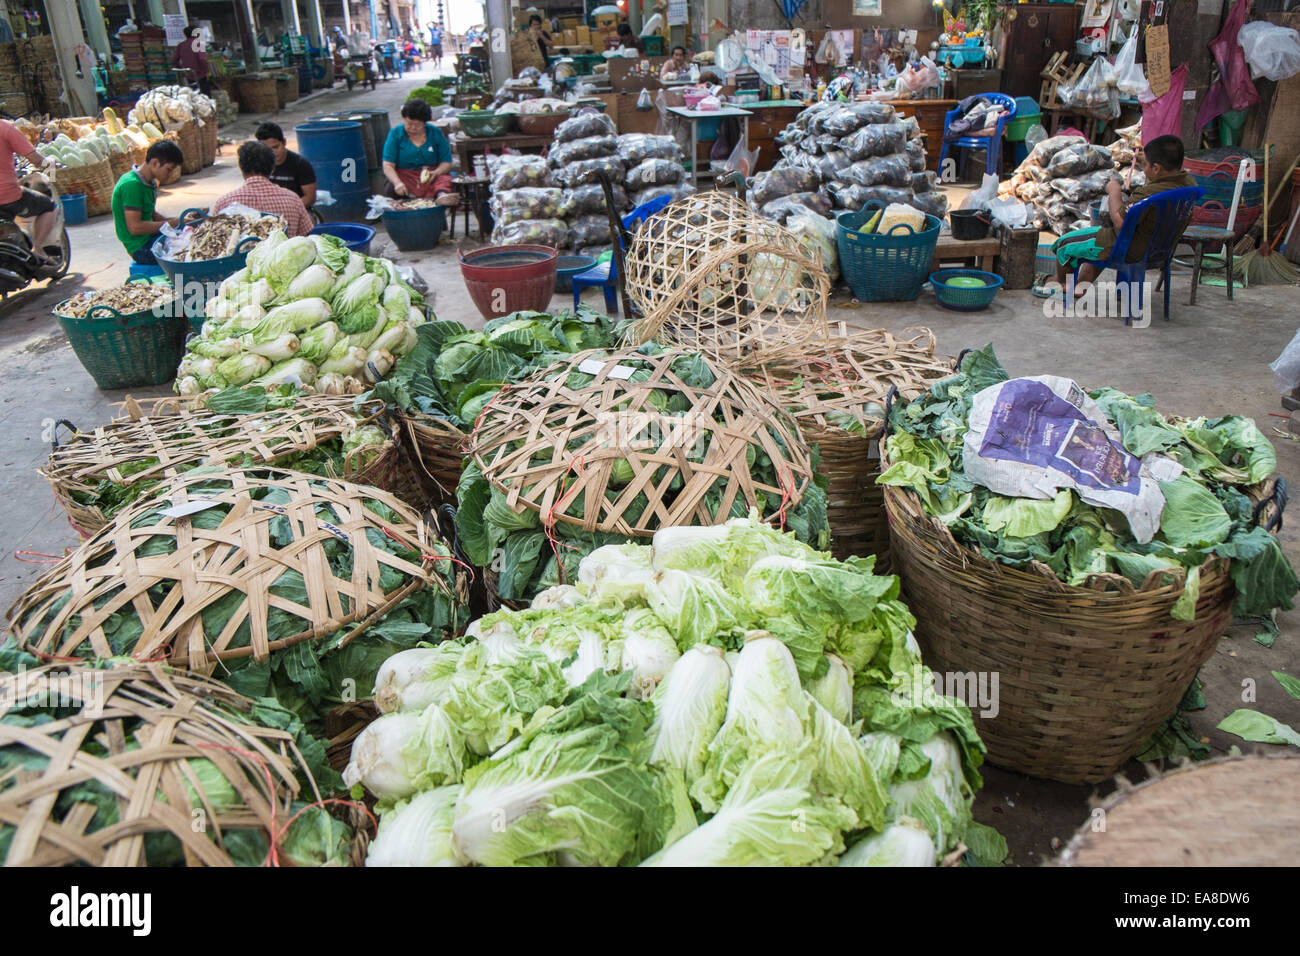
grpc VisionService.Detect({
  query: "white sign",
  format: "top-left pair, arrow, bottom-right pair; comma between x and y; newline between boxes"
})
668,0 -> 688,27
164,13 -> 187,47
157,498 -> 221,519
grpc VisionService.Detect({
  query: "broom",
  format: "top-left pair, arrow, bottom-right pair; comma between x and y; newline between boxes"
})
1234,148 -> 1300,285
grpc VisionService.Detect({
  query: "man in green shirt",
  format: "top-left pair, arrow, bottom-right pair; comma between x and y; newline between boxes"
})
111,140 -> 188,265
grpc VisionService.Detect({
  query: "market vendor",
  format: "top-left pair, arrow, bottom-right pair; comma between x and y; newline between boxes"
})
381,99 -> 457,206
528,14 -> 551,62
0,117 -> 59,269
255,122 -> 317,209
172,25 -> 213,96
1044,134 -> 1196,300
211,141 -> 314,237
616,23 -> 644,54
111,140 -> 191,265
660,45 -> 689,79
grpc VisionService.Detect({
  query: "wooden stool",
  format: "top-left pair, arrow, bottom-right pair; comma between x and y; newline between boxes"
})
1181,225 -> 1234,305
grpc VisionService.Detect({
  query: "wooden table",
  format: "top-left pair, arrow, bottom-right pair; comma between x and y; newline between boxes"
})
667,106 -> 752,187
929,234 -> 1001,273
454,132 -> 552,177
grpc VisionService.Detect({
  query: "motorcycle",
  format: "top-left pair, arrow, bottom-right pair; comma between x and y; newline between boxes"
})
0,170 -> 70,298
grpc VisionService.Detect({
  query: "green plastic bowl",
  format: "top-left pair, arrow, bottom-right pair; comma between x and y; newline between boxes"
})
459,110 -> 515,137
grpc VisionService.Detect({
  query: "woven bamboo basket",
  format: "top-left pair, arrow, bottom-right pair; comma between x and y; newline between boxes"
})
1057,754 -> 1300,866
46,395 -> 425,536
400,412 -> 469,508
324,700 -> 381,775
881,472 -> 1284,785
54,157 -> 114,217
275,74 -> 299,107
483,566 -> 529,614
237,75 -> 279,114
177,119 -> 202,174
128,143 -> 147,167
198,117 -> 216,166
9,468 -> 460,671
0,661 -> 353,866
160,130 -> 182,185
623,192 -> 831,369
470,348 -> 816,538
745,326 -> 953,568
107,149 -> 133,182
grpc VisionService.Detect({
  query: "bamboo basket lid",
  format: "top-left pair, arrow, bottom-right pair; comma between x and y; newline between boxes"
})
0,661 -> 340,867
623,192 -> 830,369
1058,754 -> 1300,866
9,468 -> 457,670
469,348 -> 815,537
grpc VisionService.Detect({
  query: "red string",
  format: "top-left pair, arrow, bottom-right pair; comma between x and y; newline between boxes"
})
775,465 -> 794,531
542,455 -> 587,585
191,741 -> 281,867
381,525 -> 475,584
15,549 -> 71,564
25,647 -> 89,664
267,797 -> 377,868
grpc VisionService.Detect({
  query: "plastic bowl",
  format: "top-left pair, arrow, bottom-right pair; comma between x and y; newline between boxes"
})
555,254 -> 596,292
458,110 -> 515,137
308,221 -> 376,253
516,111 -> 570,137
930,268 -> 1004,311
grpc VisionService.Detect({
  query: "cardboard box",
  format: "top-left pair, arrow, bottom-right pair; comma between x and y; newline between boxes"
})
594,13 -> 619,32
560,16 -> 583,30
561,29 -> 577,46
576,25 -> 592,45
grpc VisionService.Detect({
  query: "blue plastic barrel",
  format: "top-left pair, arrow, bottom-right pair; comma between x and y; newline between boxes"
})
295,121 -> 369,222
60,193 -> 87,226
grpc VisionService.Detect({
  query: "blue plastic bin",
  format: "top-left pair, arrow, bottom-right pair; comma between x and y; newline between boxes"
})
836,204 -> 941,302
383,206 -> 446,251
309,222 -> 376,254
60,193 -> 87,226
930,269 -> 1004,311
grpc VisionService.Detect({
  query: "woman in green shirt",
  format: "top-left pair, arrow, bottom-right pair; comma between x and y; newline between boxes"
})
381,99 -> 457,205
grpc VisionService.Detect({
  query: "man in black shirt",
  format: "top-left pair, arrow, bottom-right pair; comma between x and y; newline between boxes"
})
255,122 -> 317,210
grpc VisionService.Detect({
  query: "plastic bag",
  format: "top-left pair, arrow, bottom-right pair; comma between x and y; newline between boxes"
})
1045,143 -> 1112,178
1059,57 -> 1119,119
1113,32 -> 1150,98
814,133 -> 839,152
1270,329 -> 1300,392
751,165 -> 821,205
725,140 -> 759,177
905,140 -> 926,172
988,197 -> 1030,228
785,208 -> 839,281
491,186 -> 566,224
760,192 -> 832,224
628,182 -> 695,207
625,157 -> 684,191
800,135 -> 823,155
1028,135 -> 1087,168
899,115 -> 921,140
841,122 -> 908,160
826,182 -> 913,209
563,182 -> 629,216
960,173 -> 1000,211
1238,21 -> 1300,81
549,134 -> 619,167
568,214 -> 612,247
817,149 -> 852,181
1049,168 -> 1115,203
637,87 -> 654,110
492,218 -> 569,247
554,110 -> 617,143
911,170 -> 938,193
910,190 -> 949,219
488,154 -> 553,191
845,153 -> 912,187
616,133 -> 682,165
553,156 -> 626,188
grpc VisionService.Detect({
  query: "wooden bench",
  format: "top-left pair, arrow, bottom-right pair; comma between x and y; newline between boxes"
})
929,234 -> 1000,273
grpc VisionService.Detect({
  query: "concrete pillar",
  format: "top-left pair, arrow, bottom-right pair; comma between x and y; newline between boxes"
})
305,0 -> 326,46
44,0 -> 97,116
485,0 -> 510,86
282,0 -> 302,34
236,0 -> 258,66
147,0 -> 165,26
78,0 -> 113,61
342,0 -> 352,34
368,0 -> 379,38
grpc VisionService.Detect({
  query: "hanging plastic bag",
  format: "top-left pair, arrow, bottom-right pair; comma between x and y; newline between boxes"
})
1238,21 -> 1300,81
1059,57 -> 1119,119
637,87 -> 653,111
1113,32 -> 1150,98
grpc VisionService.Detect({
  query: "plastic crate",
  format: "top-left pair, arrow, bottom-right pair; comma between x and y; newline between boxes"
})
836,205 -> 941,302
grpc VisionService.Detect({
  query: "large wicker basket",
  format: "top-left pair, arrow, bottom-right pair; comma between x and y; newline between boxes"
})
881,474 -> 1284,784
159,130 -> 183,185
198,117 -> 217,166
107,149 -> 133,182
237,75 -> 279,114
400,412 -> 468,508
177,118 -> 202,174
276,73 -> 299,107
54,156 -> 114,217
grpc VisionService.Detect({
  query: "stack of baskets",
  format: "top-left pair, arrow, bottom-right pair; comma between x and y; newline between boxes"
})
178,118 -> 203,174
237,74 -> 279,114
1185,148 -> 1267,240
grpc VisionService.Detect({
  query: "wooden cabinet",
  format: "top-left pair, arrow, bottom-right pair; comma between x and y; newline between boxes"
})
1003,3 -> 1080,99
743,102 -> 803,173
887,99 -> 956,171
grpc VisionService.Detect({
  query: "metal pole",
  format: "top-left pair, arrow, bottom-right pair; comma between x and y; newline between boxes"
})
147,0 -> 166,26
306,0 -> 326,47
342,0 -> 352,35
369,0 -> 378,39
485,0 -> 510,86
283,0 -> 302,34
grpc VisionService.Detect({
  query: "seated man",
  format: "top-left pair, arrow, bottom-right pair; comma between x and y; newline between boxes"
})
212,141 -> 314,237
111,139 -> 189,265
1046,134 -> 1197,299
256,122 -> 317,209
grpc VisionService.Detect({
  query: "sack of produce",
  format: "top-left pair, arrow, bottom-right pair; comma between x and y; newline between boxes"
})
553,155 -> 626,189
568,214 -> 612,247
842,122 -> 908,161
911,170 -> 939,193
616,132 -> 684,165
353,512 -> 1007,867
899,115 -> 921,140
554,110 -> 617,143
488,153 -> 552,191
548,134 -> 619,167
759,191 -> 832,224
1045,143 -> 1113,179
829,183 -> 915,209
751,165 -> 820,205
627,182 -> 695,207
0,648 -> 360,867
817,148 -> 853,181
909,190 -> 949,218
1050,168 -> 1117,203
563,182 -> 629,216
906,140 -> 927,172
490,186 -> 565,224
8,468 -> 467,735
844,153 -> 912,188
624,157 -> 684,191
784,207 -> 839,280
492,217 -> 570,247
799,135 -> 822,156
1027,134 -> 1086,168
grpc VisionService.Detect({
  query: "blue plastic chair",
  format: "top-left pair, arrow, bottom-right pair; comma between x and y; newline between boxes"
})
1071,185 -> 1205,324
938,92 -> 1017,180
571,193 -> 674,314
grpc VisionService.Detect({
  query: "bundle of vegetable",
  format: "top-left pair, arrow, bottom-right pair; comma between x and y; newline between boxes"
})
56,282 -> 176,318
879,345 -> 1298,619
128,85 -> 217,126
41,393 -> 400,534
34,125 -> 138,168
174,230 -> 428,395
459,347 -> 831,603
9,469 -> 466,735
0,643 -> 357,867
175,212 -> 285,262
354,515 -> 1004,866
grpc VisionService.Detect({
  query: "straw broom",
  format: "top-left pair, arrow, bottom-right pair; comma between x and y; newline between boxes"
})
1233,147 -> 1300,285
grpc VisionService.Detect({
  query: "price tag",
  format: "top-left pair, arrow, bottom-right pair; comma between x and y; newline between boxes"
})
157,497 -> 222,519
577,358 -> 638,380
1146,24 -> 1171,97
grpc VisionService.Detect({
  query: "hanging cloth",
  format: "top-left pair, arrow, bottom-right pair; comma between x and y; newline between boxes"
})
1142,64 -> 1189,142
1195,0 -> 1260,131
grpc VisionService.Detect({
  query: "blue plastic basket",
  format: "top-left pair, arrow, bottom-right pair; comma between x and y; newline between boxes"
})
555,254 -> 596,292
308,221 -> 376,253
930,269 -> 1003,311
382,205 -> 446,251
836,204 -> 941,302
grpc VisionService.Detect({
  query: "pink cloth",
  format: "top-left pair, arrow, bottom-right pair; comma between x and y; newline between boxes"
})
1196,0 -> 1259,131
1143,64 -> 1189,143
0,120 -> 34,204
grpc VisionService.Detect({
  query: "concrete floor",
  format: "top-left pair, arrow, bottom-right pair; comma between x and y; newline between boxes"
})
1,62 -> 1297,866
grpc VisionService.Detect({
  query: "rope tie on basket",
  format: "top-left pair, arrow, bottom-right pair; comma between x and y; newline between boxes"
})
775,465 -> 795,530
14,549 -> 70,563
268,798 -> 377,867
543,454 -> 589,584
380,525 -> 474,583
192,741 -> 281,866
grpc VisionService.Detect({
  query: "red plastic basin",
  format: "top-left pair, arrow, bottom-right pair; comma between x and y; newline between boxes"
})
459,243 -> 558,320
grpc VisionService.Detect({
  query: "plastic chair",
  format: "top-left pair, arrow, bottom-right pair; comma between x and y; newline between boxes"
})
571,178 -> 673,315
938,92 -> 1017,180
1072,186 -> 1205,324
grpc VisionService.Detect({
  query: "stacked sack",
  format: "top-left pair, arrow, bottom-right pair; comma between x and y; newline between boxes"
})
488,154 -> 568,247
550,111 -> 625,254
751,100 -> 947,225
617,133 -> 694,209
995,135 -> 1118,235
